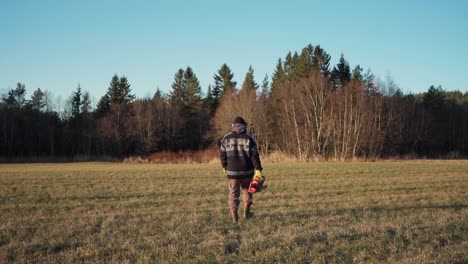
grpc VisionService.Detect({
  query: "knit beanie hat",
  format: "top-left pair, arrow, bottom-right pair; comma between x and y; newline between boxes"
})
233,116 -> 247,125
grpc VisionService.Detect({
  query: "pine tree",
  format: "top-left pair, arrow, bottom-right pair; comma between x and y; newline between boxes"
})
210,81 -> 221,111
108,74 -> 121,104
71,84 -> 82,117
312,45 -> 331,77
283,51 -> 293,78
424,85 -> 445,110
214,63 -> 237,96
184,66 -> 202,106
296,44 -> 314,79
3,83 -> 27,109
31,88 -> 45,111
363,68 -> 377,96
423,85 -> 449,153
81,91 -> 92,114
261,74 -> 270,96
118,76 -> 135,104
271,58 -> 285,94
205,85 -> 214,114
96,75 -> 118,115
96,94 -> 110,115
352,65 -> 363,81
15,83 -> 27,108
292,52 -> 299,72
242,65 -> 258,91
168,66 -> 205,150
153,87 -> 163,101
96,74 -> 133,115
283,51 -> 300,84
170,68 -> 186,103
330,53 -> 351,88
95,74 -> 134,155
3,90 -> 17,108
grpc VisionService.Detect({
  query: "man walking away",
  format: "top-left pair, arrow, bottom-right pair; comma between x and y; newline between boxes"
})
220,116 -> 263,223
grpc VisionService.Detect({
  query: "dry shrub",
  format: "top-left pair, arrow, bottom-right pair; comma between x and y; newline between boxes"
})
126,150 -> 327,164
123,156 -> 149,163
144,149 -> 219,164
124,150 -> 447,164
262,151 -> 302,163
262,151 -> 334,163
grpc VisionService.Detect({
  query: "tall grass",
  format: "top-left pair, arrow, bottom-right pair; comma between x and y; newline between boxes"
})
125,149 -> 220,164
0,161 -> 467,263
126,149 -> 308,164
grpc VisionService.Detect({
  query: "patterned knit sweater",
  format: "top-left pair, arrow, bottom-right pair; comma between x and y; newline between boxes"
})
220,123 -> 263,179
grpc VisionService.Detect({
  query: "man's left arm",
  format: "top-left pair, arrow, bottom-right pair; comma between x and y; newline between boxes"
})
249,137 -> 263,171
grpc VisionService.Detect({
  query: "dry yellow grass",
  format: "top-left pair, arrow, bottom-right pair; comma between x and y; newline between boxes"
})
0,161 -> 467,263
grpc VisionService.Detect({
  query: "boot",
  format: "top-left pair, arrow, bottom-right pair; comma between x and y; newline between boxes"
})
230,210 -> 238,223
243,203 -> 252,219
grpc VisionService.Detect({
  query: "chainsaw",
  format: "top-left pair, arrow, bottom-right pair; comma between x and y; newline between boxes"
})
248,173 -> 267,193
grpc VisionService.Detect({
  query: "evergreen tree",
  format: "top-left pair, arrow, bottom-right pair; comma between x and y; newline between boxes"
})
296,44 -> 314,79
96,75 -> 118,115
312,45 -> 331,76
242,65 -> 258,91
168,66 -> 205,150
96,94 -> 110,115
330,53 -> 351,87
213,63 -> 237,96
108,74 -> 121,104
261,74 -> 270,96
170,68 -> 186,103
283,51 -> 300,83
423,85 -> 449,154
292,52 -> 300,77
71,84 -> 82,117
95,74 -> 134,156
15,83 -> 27,108
96,74 -> 133,115
352,65 -> 363,81
211,81 -> 221,103
118,76 -> 135,104
3,90 -> 17,108
184,66 -> 202,105
153,87 -> 163,101
31,88 -> 45,111
283,52 -> 293,76
363,68 -> 377,96
271,58 -> 285,94
205,85 -> 214,113
423,85 -> 445,110
81,91 -> 92,114
3,83 -> 27,109
210,83 -> 221,113
283,51 -> 295,81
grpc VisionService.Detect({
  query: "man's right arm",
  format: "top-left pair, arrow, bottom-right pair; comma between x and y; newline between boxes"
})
220,138 -> 228,169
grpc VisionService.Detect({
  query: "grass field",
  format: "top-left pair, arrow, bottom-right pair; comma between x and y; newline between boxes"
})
0,161 -> 467,263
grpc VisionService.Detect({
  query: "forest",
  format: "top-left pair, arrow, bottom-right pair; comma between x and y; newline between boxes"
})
1,44 -> 467,161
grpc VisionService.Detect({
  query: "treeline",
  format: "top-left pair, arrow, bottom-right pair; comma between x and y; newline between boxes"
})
1,43 -> 467,160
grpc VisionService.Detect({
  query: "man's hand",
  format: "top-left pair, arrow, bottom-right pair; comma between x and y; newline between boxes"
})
223,168 -> 227,176
254,170 -> 263,180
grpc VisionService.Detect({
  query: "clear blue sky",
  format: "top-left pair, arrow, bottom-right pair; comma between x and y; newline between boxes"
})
1,0 -> 467,103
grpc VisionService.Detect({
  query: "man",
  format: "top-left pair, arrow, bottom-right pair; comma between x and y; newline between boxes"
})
220,116 -> 263,223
